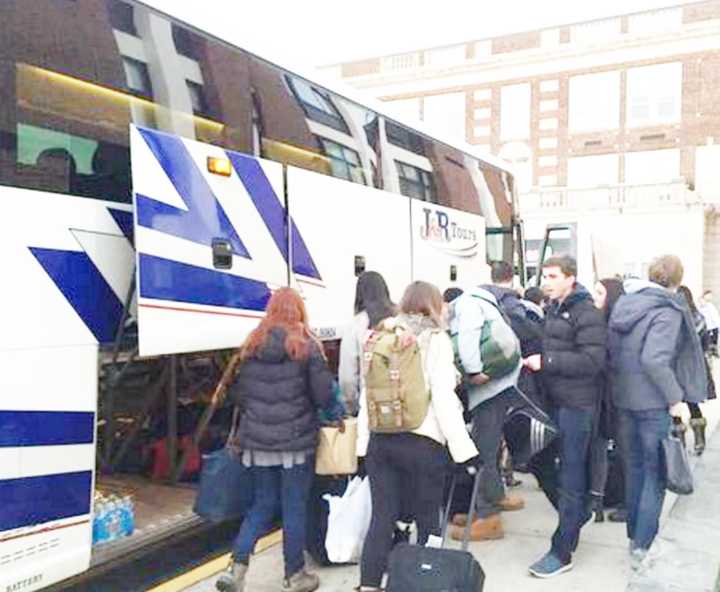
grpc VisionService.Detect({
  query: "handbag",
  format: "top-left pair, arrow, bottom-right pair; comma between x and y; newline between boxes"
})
662,432 -> 694,495
193,407 -> 254,523
316,417 -> 358,475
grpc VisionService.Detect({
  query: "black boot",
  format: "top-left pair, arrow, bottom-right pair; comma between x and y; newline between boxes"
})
590,494 -> 605,523
690,417 -> 707,455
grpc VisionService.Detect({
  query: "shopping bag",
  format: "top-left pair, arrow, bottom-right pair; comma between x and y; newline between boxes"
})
193,447 -> 254,523
324,476 -> 372,564
316,418 -> 358,475
662,435 -> 694,495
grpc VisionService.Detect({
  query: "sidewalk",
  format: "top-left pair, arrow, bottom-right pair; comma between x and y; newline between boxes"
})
183,400 -> 718,592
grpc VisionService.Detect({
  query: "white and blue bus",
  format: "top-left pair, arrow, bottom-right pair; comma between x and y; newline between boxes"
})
0,1 -> 522,589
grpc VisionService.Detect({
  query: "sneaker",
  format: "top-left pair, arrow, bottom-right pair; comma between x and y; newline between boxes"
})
282,570 -> 320,592
629,547 -> 647,572
528,552 -> 574,578
216,561 -> 248,592
609,508 -> 628,523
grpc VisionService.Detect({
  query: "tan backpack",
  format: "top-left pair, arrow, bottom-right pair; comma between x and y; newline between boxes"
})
362,322 -> 435,433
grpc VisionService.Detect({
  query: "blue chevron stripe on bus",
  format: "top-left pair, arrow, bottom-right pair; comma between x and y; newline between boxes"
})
0,471 -> 93,532
0,411 -> 94,448
29,247 -> 125,343
138,253 -> 271,311
136,127 -> 250,258
228,151 -> 321,280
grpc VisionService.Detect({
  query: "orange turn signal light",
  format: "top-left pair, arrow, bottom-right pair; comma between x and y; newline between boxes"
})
207,156 -> 232,177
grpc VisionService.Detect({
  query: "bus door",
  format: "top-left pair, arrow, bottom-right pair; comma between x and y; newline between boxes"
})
409,200 -> 488,291
286,165 -> 412,340
130,125 -> 290,356
0,188 -> 133,591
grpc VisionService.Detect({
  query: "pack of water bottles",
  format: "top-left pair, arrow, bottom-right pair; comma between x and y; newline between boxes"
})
92,490 -> 135,545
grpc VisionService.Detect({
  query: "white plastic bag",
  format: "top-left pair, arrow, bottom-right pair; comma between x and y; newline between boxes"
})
324,476 -> 372,564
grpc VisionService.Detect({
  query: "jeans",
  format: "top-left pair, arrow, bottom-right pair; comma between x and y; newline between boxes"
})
550,406 -> 594,563
361,433 -> 449,587
617,408 -> 670,551
470,388 -> 513,518
232,460 -> 314,578
589,437 -> 610,498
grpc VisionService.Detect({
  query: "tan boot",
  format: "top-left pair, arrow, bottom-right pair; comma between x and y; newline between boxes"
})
498,494 -> 525,512
450,514 -> 504,541
282,570 -> 319,592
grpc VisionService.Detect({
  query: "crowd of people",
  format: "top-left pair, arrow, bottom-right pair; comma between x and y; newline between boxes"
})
214,253 -> 716,592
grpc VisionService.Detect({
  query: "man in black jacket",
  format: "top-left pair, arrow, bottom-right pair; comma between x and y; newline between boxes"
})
524,255 -> 607,578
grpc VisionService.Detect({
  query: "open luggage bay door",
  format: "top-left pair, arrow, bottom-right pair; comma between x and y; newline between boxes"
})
130,125 -> 290,356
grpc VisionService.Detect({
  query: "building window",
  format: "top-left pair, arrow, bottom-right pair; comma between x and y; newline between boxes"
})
626,63 -> 682,128
500,83 -> 531,140
422,92 -> 467,140
567,154 -> 619,188
318,138 -> 366,185
385,121 -> 425,155
499,142 -> 532,193
624,149 -> 680,184
286,76 -> 349,133
172,25 -> 198,59
569,71 -> 621,133
108,0 -> 137,35
122,57 -> 153,98
395,161 -> 436,202
187,81 -> 208,116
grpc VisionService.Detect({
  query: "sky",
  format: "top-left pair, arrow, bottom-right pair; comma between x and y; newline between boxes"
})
141,0 -> 700,72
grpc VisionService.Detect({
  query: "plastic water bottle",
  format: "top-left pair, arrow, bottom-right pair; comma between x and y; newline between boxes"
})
106,499 -> 122,542
93,496 -> 108,545
120,496 -> 135,537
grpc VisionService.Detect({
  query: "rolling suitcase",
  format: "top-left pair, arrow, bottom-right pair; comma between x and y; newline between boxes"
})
385,467 -> 485,592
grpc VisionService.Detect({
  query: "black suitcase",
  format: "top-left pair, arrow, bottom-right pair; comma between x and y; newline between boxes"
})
385,468 -> 485,591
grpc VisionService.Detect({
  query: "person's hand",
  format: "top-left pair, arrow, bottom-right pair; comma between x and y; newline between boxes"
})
523,354 -> 542,372
669,402 -> 685,418
468,373 -> 490,385
399,332 -> 416,349
356,456 -> 366,478
456,454 -> 482,475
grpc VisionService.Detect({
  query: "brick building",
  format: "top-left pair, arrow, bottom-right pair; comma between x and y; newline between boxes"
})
323,0 -> 720,292
323,1 -> 720,197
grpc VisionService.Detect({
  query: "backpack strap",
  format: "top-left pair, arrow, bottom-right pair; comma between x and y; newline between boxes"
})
387,331 -> 405,429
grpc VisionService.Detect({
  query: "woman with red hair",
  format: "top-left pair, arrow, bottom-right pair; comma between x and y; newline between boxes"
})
216,288 -> 334,592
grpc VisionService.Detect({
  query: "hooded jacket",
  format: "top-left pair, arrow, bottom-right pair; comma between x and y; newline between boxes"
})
540,284 -> 606,410
229,327 -> 333,452
608,280 -> 707,411
450,286 -> 522,410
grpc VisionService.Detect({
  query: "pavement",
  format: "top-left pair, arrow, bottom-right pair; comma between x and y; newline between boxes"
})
181,400 -> 719,592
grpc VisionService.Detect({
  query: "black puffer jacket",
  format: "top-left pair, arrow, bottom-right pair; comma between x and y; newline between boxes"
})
229,328 -> 333,452
541,285 -> 607,410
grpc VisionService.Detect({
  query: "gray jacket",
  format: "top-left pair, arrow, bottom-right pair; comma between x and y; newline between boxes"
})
608,280 -> 707,411
450,287 -> 521,410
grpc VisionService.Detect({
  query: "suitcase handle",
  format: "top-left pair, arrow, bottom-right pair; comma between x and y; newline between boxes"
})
440,465 -> 484,551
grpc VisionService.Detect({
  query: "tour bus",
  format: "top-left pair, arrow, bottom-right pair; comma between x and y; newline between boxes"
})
0,1 -> 522,589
